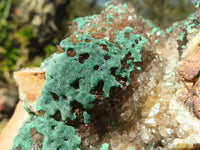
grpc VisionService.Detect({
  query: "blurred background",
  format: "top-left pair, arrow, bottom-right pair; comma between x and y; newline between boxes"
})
0,0 -> 196,132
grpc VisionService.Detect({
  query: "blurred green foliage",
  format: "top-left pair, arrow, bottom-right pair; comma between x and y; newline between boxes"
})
0,0 -> 23,82
44,44 -> 56,57
0,21 -> 34,82
0,0 -> 12,23
16,26 -> 35,45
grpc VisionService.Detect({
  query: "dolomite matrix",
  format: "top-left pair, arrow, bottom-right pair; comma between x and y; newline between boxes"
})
13,1 -> 200,150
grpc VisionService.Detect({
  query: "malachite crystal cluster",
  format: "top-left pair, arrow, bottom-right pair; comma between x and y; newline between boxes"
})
12,2 -> 148,150
12,1 -> 200,149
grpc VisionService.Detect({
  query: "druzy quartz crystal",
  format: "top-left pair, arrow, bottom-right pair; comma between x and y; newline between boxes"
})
13,1 -> 200,150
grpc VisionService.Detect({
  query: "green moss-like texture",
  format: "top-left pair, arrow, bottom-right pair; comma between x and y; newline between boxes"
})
12,24 -> 147,149
12,116 -> 81,150
12,1 -> 154,149
37,27 -> 146,123
13,0 -> 195,148
12,1 -> 200,149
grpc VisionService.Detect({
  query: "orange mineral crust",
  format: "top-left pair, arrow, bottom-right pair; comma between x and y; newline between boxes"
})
14,68 -> 46,112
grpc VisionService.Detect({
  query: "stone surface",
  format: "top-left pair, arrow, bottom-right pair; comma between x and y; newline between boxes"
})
12,1 -> 200,150
179,44 -> 200,81
14,68 -> 46,113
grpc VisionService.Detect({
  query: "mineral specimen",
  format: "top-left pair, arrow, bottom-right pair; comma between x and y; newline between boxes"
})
12,1 -> 200,150
14,68 -> 46,113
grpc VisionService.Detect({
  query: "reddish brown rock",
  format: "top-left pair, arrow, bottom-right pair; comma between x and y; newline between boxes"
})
192,79 -> 200,119
193,96 -> 200,119
179,45 -> 200,81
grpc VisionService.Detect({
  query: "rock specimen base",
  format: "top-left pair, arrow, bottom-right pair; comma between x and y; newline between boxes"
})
13,2 -> 200,150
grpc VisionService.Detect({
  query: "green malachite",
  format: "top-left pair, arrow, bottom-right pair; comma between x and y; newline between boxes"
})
12,0 -> 200,148
12,26 -> 147,149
